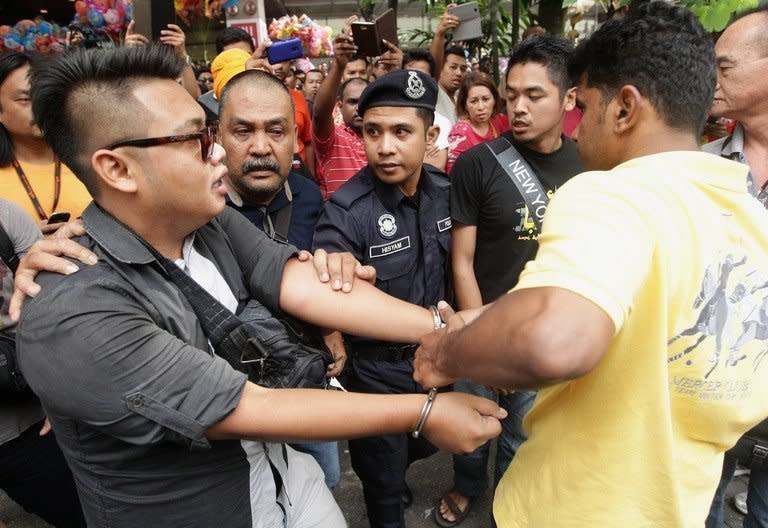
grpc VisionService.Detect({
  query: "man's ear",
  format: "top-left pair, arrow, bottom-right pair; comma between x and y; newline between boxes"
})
292,123 -> 299,155
90,149 -> 139,194
613,84 -> 643,135
426,124 -> 440,146
563,86 -> 577,112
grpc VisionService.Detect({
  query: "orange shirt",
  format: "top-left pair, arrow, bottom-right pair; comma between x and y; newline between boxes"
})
0,161 -> 91,221
290,88 -> 312,164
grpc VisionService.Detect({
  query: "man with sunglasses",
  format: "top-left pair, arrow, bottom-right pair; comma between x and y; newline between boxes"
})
14,46 -> 505,528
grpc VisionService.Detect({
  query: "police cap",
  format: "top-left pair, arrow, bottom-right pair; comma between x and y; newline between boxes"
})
357,69 -> 438,116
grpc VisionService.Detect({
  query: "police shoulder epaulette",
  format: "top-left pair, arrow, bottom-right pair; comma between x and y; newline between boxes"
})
424,163 -> 450,188
329,172 -> 374,209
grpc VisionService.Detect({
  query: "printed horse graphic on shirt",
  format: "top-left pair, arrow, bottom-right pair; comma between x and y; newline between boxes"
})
732,280 -> 768,369
667,254 -> 747,377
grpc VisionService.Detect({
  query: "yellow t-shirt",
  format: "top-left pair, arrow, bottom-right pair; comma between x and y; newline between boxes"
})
494,151 -> 768,528
0,161 -> 91,221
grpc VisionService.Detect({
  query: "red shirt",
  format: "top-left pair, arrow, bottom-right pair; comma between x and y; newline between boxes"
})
313,124 -> 367,199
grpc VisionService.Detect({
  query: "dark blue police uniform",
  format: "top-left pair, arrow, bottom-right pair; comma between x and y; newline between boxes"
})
312,163 -> 452,528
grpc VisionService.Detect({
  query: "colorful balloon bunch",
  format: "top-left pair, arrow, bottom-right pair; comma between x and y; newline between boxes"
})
269,15 -> 333,58
72,0 -> 132,36
174,0 -> 238,25
0,18 -> 68,54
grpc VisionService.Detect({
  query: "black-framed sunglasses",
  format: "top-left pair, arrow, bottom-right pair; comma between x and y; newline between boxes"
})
106,125 -> 218,162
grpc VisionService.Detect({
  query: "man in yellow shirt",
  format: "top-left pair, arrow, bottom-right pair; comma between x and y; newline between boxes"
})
414,2 -> 768,527
0,52 -> 91,232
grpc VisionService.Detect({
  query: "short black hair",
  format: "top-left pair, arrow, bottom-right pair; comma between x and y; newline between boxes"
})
0,51 -> 38,167
403,48 -> 436,77
219,69 -> 295,116
506,35 -> 574,96
215,27 -> 255,55
568,1 -> 715,136
444,46 -> 467,65
338,77 -> 369,100
306,69 -> 324,78
347,54 -> 370,67
30,46 -> 185,196
416,107 -> 435,129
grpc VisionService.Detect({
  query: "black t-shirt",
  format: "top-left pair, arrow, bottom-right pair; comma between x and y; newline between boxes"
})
450,132 -> 583,303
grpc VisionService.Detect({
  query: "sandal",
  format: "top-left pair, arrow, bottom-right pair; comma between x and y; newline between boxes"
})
433,489 -> 474,527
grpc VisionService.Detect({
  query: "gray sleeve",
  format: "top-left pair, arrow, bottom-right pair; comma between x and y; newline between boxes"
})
0,199 -> 42,256
217,206 -> 297,313
16,273 -> 247,450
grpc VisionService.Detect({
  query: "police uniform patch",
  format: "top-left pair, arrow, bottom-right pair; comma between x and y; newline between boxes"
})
405,71 -> 426,100
369,236 -> 411,259
437,217 -> 452,232
377,213 -> 398,238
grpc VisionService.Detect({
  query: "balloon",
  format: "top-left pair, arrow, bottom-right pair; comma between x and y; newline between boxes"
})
75,0 -> 88,17
37,20 -> 52,35
91,0 -> 110,12
104,9 -> 120,26
87,9 -> 104,28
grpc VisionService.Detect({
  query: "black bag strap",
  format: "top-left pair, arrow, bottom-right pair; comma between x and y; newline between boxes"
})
93,204 -> 259,372
260,202 -> 292,245
0,223 -> 19,274
486,136 -> 550,232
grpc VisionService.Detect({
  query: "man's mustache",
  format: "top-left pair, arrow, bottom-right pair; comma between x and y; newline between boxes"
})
242,157 -> 280,174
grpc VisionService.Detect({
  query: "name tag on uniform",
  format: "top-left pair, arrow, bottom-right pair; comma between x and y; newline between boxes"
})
437,217 -> 452,232
369,236 -> 411,259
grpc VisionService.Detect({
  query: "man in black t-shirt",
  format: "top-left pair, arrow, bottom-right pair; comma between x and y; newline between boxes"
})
434,35 -> 584,527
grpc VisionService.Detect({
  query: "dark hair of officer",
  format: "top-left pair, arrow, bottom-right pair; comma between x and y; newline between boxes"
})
219,69 -> 295,115
403,48 -> 436,78
215,27 -> 255,55
455,70 -> 502,121
29,46 -> 185,196
0,51 -> 39,167
568,1 -> 716,135
506,34 -> 574,97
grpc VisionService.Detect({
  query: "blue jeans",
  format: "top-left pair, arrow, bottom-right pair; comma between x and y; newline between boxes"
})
290,441 -> 341,489
452,380 -> 536,498
707,452 -> 768,528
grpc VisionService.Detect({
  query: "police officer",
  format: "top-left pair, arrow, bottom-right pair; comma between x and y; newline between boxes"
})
312,69 -> 451,528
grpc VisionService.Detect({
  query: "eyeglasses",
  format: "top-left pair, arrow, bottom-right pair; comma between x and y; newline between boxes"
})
106,125 -> 218,162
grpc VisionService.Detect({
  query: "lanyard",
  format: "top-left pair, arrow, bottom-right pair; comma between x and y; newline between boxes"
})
11,158 -> 61,221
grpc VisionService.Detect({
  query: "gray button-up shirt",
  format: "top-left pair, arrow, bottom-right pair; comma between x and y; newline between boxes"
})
16,203 -> 297,527
704,123 -> 767,207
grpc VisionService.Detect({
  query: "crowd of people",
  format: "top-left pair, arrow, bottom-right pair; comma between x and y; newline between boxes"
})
0,1 -> 767,528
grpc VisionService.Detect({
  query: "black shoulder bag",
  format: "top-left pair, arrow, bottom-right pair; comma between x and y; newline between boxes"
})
125,222 -> 332,390
0,223 -> 31,394
729,418 -> 768,470
486,136 -> 550,232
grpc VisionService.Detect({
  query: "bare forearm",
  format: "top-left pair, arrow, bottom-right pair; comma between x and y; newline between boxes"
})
208,382 -> 424,442
180,64 -> 201,98
453,261 -> 483,310
430,32 -> 447,78
279,258 -> 434,342
312,63 -> 342,138
436,288 -> 608,389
